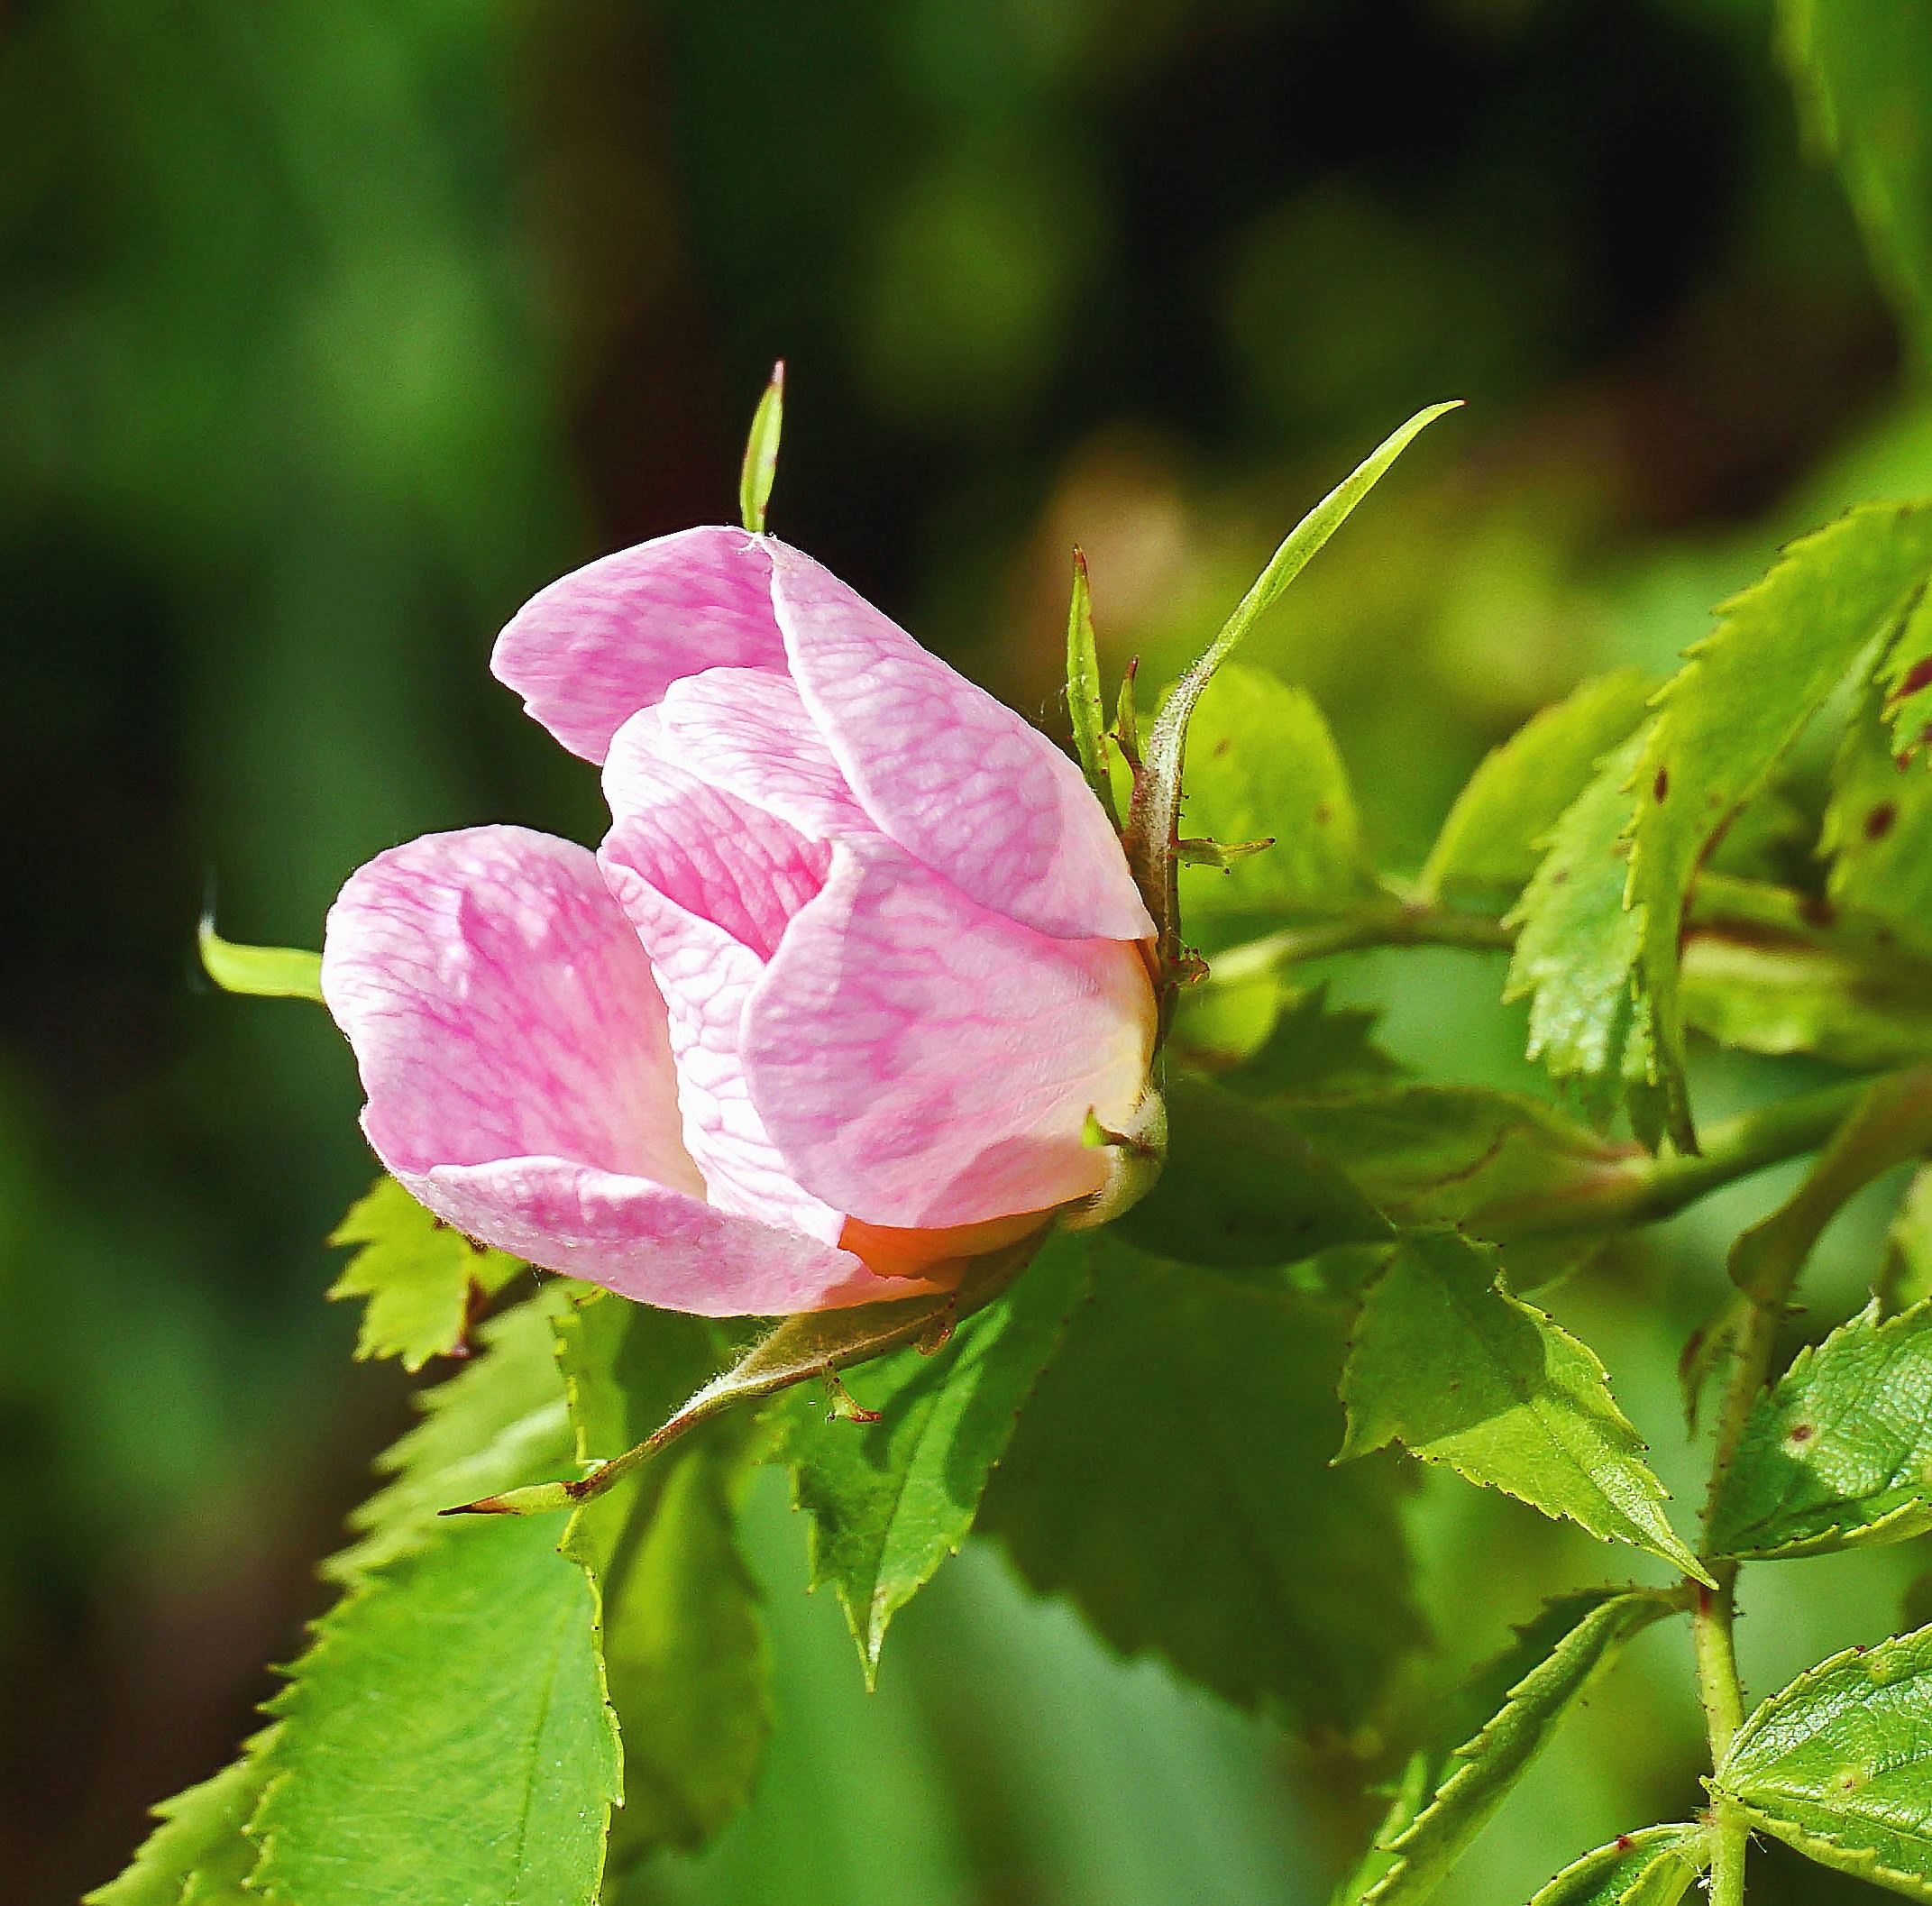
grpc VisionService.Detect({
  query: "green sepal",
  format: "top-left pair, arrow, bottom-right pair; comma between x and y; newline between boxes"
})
197,916 -> 323,1003
737,360 -> 784,535
1064,546 -> 1121,828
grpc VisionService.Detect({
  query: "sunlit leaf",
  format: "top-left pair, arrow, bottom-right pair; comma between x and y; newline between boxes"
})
1627,502 -> 1932,1146
1359,1590 -> 1677,1906
327,1175 -> 523,1371
1713,1623 -> 1932,1899
783,1232 -> 1089,1684
1709,1298 -> 1932,1559
982,1237 -> 1422,1728
1420,669 -> 1654,903
1341,1229 -> 1708,1579
251,1288 -> 620,1906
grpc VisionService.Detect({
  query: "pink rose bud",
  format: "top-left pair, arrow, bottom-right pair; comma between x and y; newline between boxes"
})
322,528 -> 1158,1316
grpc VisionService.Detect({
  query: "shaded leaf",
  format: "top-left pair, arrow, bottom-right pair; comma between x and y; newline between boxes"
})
1341,1229 -> 1708,1579
327,1175 -> 523,1372
783,1232 -> 1090,1683
555,1294 -> 771,1863
1360,1590 -> 1675,1906
1115,1073 -> 1391,1270
1272,1084 -> 1627,1286
1419,669 -> 1655,903
1174,662 -> 1369,924
1680,925 -> 1932,1068
1709,1298 -> 1932,1559
982,1238 -> 1422,1728
1526,1824 -> 1708,1906
1713,1622 -> 1932,1900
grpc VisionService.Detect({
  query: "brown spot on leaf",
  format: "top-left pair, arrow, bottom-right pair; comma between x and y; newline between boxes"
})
1866,802 -> 1899,842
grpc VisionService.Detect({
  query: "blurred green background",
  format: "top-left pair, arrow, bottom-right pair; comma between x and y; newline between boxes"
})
3,0 -> 1927,1901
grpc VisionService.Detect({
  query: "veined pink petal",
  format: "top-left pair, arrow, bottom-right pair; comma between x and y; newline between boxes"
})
655,666 -> 870,841
766,540 -> 1154,943
604,707 -> 831,958
491,526 -> 783,765
742,837 -> 1158,1230
322,824 -> 882,1315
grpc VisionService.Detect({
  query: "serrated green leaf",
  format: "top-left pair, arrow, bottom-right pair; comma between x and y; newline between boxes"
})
1173,662 -> 1369,924
197,919 -> 323,1003
1882,1168 -> 1932,1315
1341,1229 -> 1708,1579
85,1749 -> 270,1906
1064,548 -> 1120,828
1360,1590 -> 1675,1906
326,1175 -> 523,1372
1419,669 -> 1655,903
554,1293 -> 770,1864
1780,0 -> 1932,368
330,1289 -> 576,1587
1503,728 -> 1662,1132
1115,1073 -> 1391,1270
783,1232 -> 1090,1684
1526,1824 -> 1708,1906
1824,680 -> 1932,953
981,1238 -> 1422,1728
1628,503 -> 1932,1147
1271,1084 -> 1625,1286
1714,1622 -> 1932,1900
248,1287 -> 622,1906
1880,581 -> 1932,763
737,360 -> 783,535
1709,1298 -> 1932,1559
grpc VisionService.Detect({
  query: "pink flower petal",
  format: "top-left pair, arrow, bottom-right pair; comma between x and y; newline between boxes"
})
743,838 -> 1158,1230
323,824 -> 882,1315
767,541 -> 1154,943
600,722 -> 846,1243
491,526 -> 783,765
655,666 -> 870,840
